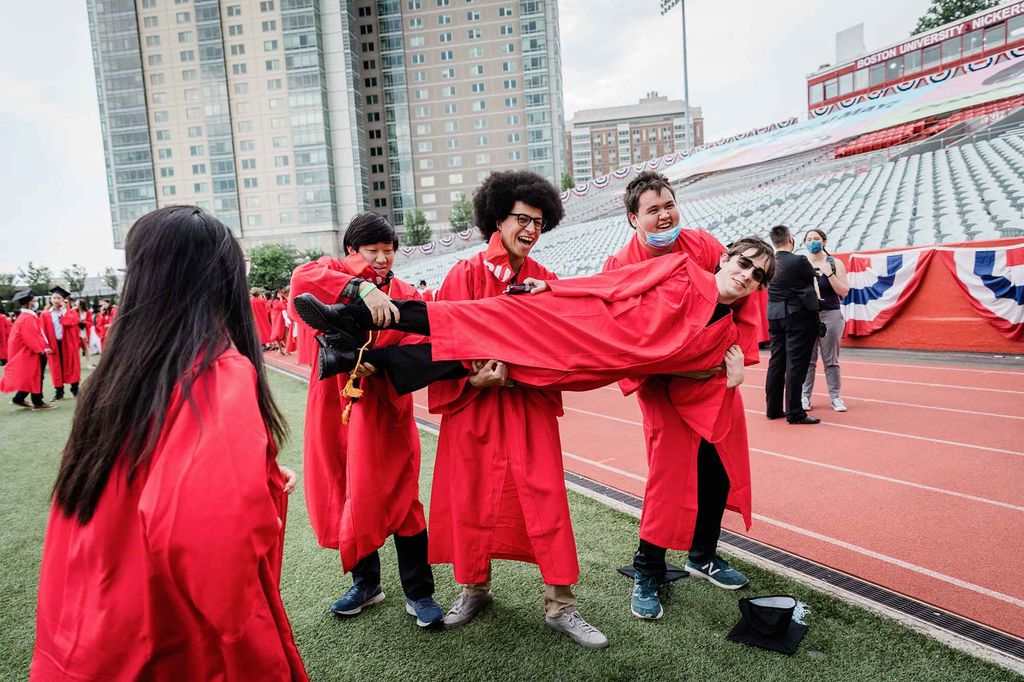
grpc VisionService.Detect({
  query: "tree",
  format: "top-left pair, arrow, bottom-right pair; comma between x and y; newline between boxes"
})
403,208 -> 432,246
62,264 -> 89,297
247,243 -> 299,291
297,247 -> 326,263
103,267 -> 120,292
19,262 -> 53,295
560,171 -> 576,191
912,0 -> 997,34
449,193 -> 473,234
0,273 -> 16,302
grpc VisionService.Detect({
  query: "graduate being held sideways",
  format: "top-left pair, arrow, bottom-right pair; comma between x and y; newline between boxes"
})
293,236 -> 774,393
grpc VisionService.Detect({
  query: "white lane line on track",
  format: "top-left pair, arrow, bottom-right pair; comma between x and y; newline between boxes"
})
751,448 -> 1024,513
745,366 -> 1024,395
825,358 -> 1024,375
741,385 -> 1024,421
743,409 -> 1024,458
556,404 -> 1024,509
561,444 -> 1024,610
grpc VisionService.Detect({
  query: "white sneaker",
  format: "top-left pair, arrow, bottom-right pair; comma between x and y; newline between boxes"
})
801,397 -> 811,411
831,398 -> 848,412
545,607 -> 609,649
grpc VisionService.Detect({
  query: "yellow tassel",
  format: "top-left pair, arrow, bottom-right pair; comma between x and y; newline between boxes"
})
340,332 -> 375,425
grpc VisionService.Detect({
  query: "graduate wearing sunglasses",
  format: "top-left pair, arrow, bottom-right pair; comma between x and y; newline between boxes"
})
602,171 -> 769,621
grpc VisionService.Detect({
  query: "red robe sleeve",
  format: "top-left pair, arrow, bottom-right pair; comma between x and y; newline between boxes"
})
428,261 -> 483,416
546,252 -> 687,302
289,256 -> 358,312
139,356 -> 282,639
22,316 -> 49,354
61,310 -> 80,331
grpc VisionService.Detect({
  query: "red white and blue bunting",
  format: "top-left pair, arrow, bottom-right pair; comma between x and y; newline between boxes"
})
841,248 -> 934,336
940,244 -> 1024,340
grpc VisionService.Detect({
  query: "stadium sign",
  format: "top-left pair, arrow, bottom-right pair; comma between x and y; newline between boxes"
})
854,1 -> 1024,69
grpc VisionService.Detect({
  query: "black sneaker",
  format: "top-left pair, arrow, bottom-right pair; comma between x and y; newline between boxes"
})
11,399 -> 32,409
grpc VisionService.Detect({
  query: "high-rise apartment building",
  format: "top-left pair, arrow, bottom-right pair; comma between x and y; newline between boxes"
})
565,92 -> 703,184
87,0 -> 565,252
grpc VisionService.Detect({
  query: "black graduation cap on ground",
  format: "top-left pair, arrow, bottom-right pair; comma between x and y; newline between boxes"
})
49,285 -> 71,298
616,563 -> 688,583
726,595 -> 808,655
12,289 -> 34,304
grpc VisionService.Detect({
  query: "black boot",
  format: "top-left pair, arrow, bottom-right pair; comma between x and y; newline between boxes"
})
53,388 -> 65,401
316,333 -> 359,381
293,293 -> 373,334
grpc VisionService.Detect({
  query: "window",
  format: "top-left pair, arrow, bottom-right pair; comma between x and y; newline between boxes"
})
503,79 -> 517,89
260,0 -> 274,10
501,42 -> 515,54
475,135 -> 488,145
232,63 -> 247,75
446,138 -> 459,149
244,178 -> 259,188
153,111 -> 169,122
158,148 -> 173,159
371,164 -> 385,174
178,31 -> 192,42
231,44 -> 245,55
420,176 -> 435,187
468,46 -> 483,58
422,193 -> 436,204
504,96 -> 518,107
247,215 -> 262,227
449,174 -> 463,184
160,167 -> 174,177
409,36 -> 425,47
409,18 -> 422,28
471,82 -> 485,93
276,174 -> 291,185
438,14 -> 452,25
361,42 -> 375,52
922,44 -> 941,70
187,126 -> 202,137
962,28 -> 983,56
506,132 -> 520,143
416,124 -> 431,134
192,163 -> 206,174
1010,15 -> 1024,42
229,25 -> 243,36
368,129 -> 382,139
499,6 -> 513,16
440,50 -> 453,61
367,111 -> 381,122
500,24 -> 514,35
239,140 -> 254,151
904,50 -> 921,75
472,100 -> 486,112
266,59 -> 281,70
280,212 -> 293,223
374,198 -> 388,208
942,36 -> 961,63
419,159 -> 435,170
447,156 -> 462,168
245,197 -> 260,208
268,78 -> 283,90
411,53 -> 425,64
234,82 -> 249,94
227,5 -> 241,16
242,159 -> 256,170
148,54 -> 163,66
414,105 -> 428,117
415,88 -> 428,99
145,35 -> 160,47
144,16 -> 158,28
193,182 -> 208,193
506,114 -> 519,125
176,11 -> 190,23
162,186 -> 177,197
150,73 -> 165,85
372,181 -> 387,191
440,32 -> 453,43
983,24 -> 1005,50
508,150 -> 521,161
436,0 -> 450,6
418,141 -> 433,153
264,39 -> 278,50
473,118 -> 486,129
273,137 -> 287,148
142,0 -> 155,7
262,20 -> 277,32
441,67 -> 455,79
868,63 -> 885,87
467,29 -> 481,39
476,153 -> 491,164
885,57 -> 902,82
502,60 -> 516,72
440,85 -> 454,96
443,103 -> 458,114
408,0 -> 421,8
447,120 -> 461,132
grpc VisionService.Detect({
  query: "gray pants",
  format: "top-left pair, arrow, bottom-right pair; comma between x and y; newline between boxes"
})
802,308 -> 844,401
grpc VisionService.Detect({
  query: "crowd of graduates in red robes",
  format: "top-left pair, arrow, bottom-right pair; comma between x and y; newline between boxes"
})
7,167 -> 775,678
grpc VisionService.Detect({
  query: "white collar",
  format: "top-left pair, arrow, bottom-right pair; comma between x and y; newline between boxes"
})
22,309 -> 39,317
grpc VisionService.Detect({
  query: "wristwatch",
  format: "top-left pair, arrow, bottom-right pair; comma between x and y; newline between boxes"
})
340,277 -> 365,300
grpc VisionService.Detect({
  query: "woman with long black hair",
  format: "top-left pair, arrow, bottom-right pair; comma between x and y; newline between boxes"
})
30,206 -> 308,681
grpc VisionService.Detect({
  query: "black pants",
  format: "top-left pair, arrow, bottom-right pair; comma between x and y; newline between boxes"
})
350,529 -> 434,600
14,355 -> 48,406
359,343 -> 466,395
633,438 -> 731,578
765,308 -> 819,422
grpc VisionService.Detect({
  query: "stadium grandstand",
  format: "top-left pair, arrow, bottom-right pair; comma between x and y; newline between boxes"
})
395,2 -> 1024,292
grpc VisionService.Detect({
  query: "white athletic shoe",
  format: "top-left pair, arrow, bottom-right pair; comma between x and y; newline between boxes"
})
801,397 -> 812,412
831,398 -> 848,412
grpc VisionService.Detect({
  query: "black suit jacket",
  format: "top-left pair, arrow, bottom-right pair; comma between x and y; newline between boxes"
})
767,251 -> 820,320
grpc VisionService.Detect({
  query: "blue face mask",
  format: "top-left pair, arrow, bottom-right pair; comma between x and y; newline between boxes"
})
806,240 -> 823,254
642,223 -> 682,249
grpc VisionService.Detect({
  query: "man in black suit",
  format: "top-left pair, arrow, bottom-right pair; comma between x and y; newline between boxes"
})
765,225 -> 821,425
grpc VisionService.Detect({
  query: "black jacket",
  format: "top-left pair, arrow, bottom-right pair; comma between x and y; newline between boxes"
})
767,251 -> 819,320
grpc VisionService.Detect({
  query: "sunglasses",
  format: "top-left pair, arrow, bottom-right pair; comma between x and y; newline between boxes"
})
736,255 -> 768,284
508,212 -> 545,230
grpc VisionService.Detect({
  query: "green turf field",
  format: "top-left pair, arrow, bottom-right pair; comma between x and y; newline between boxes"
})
1,366 -> 1018,681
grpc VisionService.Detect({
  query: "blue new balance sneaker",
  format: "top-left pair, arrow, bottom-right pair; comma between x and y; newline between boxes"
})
630,573 -> 664,620
685,555 -> 748,590
329,584 -> 385,617
405,597 -> 444,628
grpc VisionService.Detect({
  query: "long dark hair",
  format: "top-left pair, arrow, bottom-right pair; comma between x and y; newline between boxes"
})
54,206 -> 286,523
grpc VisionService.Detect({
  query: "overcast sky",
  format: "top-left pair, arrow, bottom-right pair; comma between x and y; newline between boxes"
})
0,0 -> 928,276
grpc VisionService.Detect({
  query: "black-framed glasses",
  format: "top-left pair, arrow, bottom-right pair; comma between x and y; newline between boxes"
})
508,212 -> 545,230
736,255 -> 767,284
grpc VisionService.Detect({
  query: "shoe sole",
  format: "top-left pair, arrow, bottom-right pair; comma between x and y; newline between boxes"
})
684,566 -> 747,590
545,621 -> 610,649
404,602 -> 442,628
331,590 -> 385,617
630,605 -> 663,620
293,294 -> 337,333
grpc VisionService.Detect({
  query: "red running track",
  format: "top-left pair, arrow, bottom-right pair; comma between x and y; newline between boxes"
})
267,350 -> 1024,639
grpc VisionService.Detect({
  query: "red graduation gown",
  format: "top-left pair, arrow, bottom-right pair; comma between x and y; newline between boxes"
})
0,311 -> 49,394
251,296 -> 273,344
427,252 -> 738,391
77,310 -> 93,352
288,256 -> 427,569
95,312 -> 112,343
270,299 -> 287,340
604,230 -> 757,549
30,349 -> 307,682
427,251 -> 579,586
39,309 -> 81,387
0,313 -> 11,361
